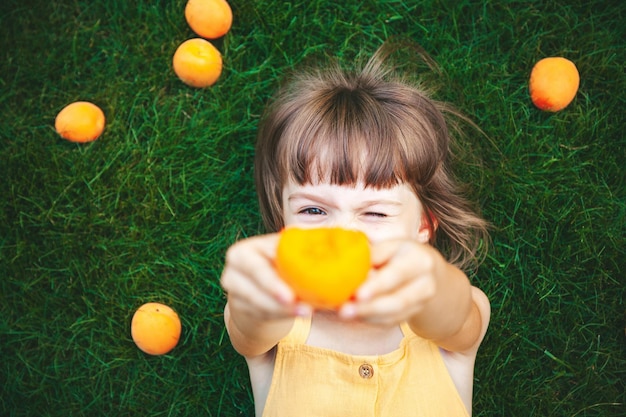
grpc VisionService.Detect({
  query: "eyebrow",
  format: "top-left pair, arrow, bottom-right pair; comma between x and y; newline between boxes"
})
357,200 -> 404,210
287,192 -> 333,204
287,192 -> 404,208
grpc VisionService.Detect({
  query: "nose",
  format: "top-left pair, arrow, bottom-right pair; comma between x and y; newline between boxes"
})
329,213 -> 361,232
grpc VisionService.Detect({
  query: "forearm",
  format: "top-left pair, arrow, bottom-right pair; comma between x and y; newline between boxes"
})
224,301 -> 295,358
407,262 -> 476,350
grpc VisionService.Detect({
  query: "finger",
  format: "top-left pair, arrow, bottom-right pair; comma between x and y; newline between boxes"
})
224,269 -> 286,316
224,265 -> 313,321
342,278 -> 431,325
368,239 -> 403,268
356,240 -> 403,301
222,234 -> 295,304
358,242 -> 434,301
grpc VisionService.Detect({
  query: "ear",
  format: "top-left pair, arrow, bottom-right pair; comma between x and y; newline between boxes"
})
416,210 -> 438,244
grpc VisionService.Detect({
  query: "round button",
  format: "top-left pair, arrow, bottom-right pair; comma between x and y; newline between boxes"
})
359,363 -> 374,379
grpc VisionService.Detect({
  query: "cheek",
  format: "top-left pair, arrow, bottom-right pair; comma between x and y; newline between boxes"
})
402,212 -> 427,242
363,223 -> 415,244
282,211 -> 297,227
281,194 -> 294,226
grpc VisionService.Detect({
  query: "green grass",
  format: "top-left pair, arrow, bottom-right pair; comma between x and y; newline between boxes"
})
1,0 -> 624,416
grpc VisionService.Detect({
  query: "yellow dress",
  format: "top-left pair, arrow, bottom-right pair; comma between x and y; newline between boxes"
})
261,316 -> 469,417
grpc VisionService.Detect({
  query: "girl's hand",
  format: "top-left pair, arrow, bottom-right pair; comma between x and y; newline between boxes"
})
338,239 -> 443,325
221,234 -> 310,321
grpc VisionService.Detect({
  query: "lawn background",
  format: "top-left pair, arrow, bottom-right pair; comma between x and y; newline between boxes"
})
1,0 -> 624,416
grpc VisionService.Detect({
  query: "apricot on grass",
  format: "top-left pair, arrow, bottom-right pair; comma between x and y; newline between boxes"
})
185,0 -> 233,40
131,302 -> 182,355
54,101 -> 105,143
173,38 -> 223,88
529,57 -> 580,112
276,227 -> 371,309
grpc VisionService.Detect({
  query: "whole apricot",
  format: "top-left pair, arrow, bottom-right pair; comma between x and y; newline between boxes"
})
276,227 -> 371,309
131,302 -> 181,355
529,57 -> 580,112
173,38 -> 223,88
185,0 -> 233,39
54,101 -> 105,143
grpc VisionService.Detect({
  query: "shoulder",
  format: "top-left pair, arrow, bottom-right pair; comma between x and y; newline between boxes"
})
438,287 -> 490,412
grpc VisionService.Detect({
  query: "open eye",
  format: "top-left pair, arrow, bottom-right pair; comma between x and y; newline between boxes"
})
299,207 -> 326,216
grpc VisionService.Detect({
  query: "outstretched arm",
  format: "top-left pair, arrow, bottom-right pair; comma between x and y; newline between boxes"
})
221,234 -> 301,358
340,239 -> 490,353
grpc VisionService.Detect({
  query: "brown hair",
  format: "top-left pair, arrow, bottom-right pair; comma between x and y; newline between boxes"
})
254,44 -> 489,270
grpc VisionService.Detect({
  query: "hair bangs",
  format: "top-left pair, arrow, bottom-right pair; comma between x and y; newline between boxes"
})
279,86 -> 411,189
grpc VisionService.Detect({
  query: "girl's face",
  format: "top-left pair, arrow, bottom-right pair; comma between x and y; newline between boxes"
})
282,180 -> 431,243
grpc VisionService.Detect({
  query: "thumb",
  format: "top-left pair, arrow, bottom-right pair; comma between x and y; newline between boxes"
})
369,239 -> 404,269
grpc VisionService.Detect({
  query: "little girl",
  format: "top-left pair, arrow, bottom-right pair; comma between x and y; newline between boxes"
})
221,44 -> 491,417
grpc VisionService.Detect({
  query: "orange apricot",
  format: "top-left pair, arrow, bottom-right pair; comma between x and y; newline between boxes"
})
185,0 -> 233,39
54,101 -> 105,143
276,227 -> 371,309
131,302 -> 181,355
529,57 -> 580,112
173,38 -> 223,88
